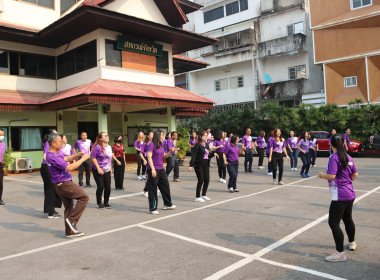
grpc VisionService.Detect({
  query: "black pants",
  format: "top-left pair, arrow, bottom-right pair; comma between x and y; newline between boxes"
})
266,153 -> 273,173
310,149 -> 317,165
40,164 -> 62,215
257,147 -> 264,167
194,159 -> 210,198
0,163 -> 3,201
93,169 -> 111,205
147,169 -> 173,212
143,156 -> 149,192
300,152 -> 311,175
166,154 -> 179,179
216,152 -> 226,179
227,160 -> 239,189
136,152 -> 146,176
271,152 -> 284,181
244,148 -> 253,171
113,156 -> 125,190
328,199 -> 356,252
78,158 -> 91,186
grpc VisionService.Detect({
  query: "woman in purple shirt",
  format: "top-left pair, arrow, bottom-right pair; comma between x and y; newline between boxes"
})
189,131 -> 198,155
40,128 -> 62,219
297,131 -> 311,178
146,130 -> 176,215
91,132 -> 119,209
343,128 -> 351,152
318,134 -> 358,262
214,131 -> 227,184
268,128 -> 290,185
223,135 -> 242,193
140,131 -> 153,197
254,130 -> 266,169
309,133 -> 318,167
134,131 -> 145,181
266,130 -> 274,176
287,131 -> 298,171
0,128 -> 6,206
329,129 -> 336,155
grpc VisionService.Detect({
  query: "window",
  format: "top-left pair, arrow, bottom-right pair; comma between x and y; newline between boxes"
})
344,76 -> 357,87
204,6 -> 224,23
230,76 -> 244,89
289,65 -> 306,80
351,0 -> 372,9
9,52 -> 19,75
215,79 -> 228,91
287,22 -> 304,35
127,127 -> 168,147
20,0 -> 54,8
156,51 -> 169,74
240,0 -> 248,11
57,40 -> 97,79
61,0 -> 79,14
9,127 -> 54,151
0,51 -> 8,73
105,40 -> 122,67
226,1 -> 239,16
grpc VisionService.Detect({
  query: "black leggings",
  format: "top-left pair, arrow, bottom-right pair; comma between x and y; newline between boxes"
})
299,151 -> 310,175
271,152 -> 283,181
113,156 -> 125,190
266,153 -> 273,173
137,152 -> 146,176
147,169 -> 173,212
216,152 -> 226,179
257,147 -> 264,167
194,159 -> 210,198
40,164 -> 62,215
93,169 -> 111,205
328,199 -> 356,252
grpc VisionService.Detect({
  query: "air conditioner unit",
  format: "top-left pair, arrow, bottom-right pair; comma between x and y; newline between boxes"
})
15,158 -> 33,173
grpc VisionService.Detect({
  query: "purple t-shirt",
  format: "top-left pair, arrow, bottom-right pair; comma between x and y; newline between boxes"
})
91,144 -> 112,172
270,138 -> 286,153
190,138 -> 198,147
74,139 -> 93,155
141,142 -> 147,158
0,141 -> 6,162
227,137 -> 231,145
42,141 -> 50,164
256,137 -> 265,149
214,139 -> 225,153
266,137 -> 273,154
326,153 -> 357,201
343,134 -> 350,150
287,137 -> 298,149
146,142 -> 164,170
206,133 -> 213,145
202,143 -> 209,159
46,152 -> 71,184
60,144 -> 74,157
242,135 -> 253,149
309,139 -> 317,149
166,138 -> 175,154
134,139 -> 143,151
298,139 -> 310,152
224,144 -> 240,162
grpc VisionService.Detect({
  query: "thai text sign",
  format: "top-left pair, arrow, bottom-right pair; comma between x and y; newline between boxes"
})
117,36 -> 163,57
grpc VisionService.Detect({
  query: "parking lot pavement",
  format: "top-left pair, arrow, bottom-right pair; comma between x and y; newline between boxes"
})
0,157 -> 379,279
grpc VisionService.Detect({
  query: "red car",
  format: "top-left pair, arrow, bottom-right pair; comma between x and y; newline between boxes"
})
309,131 -> 364,155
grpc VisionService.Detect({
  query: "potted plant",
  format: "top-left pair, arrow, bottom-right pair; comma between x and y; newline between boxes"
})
176,127 -> 190,166
3,148 -> 15,176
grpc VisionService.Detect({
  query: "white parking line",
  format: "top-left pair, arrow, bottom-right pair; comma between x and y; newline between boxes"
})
5,178 -> 43,184
109,192 -> 144,200
288,184 -> 376,193
203,185 -> 380,280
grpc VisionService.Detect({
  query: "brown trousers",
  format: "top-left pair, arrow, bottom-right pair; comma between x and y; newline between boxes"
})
56,181 -> 89,235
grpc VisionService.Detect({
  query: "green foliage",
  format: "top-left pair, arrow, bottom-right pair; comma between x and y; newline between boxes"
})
179,102 -> 380,146
3,148 -> 15,167
176,126 -> 190,159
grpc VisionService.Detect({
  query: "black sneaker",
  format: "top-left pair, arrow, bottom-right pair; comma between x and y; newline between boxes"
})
104,203 -> 111,209
0,200 -> 5,206
248,169 -> 254,173
66,232 -> 84,238
79,183 -> 83,188
98,203 -> 105,209
65,218 -> 79,233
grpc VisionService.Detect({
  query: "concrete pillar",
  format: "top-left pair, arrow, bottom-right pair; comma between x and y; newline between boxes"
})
98,104 -> 108,133
167,106 -> 176,132
57,110 -> 64,134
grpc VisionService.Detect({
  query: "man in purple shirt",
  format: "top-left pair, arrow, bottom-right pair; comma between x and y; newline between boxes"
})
165,131 -> 180,182
242,128 -> 257,173
74,132 -> 93,188
46,133 -> 90,238
0,128 -> 6,205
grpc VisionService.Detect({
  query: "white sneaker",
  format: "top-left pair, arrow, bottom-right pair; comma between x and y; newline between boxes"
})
267,172 -> 273,176
142,175 -> 146,180
163,204 -> 176,210
137,176 -> 143,181
349,241 -> 357,251
259,166 -> 264,169
278,181 -> 284,185
234,188 -> 239,192
168,174 -> 172,177
201,196 -> 211,201
150,210 -> 159,215
222,179 -> 227,184
219,178 -> 223,183
294,168 -> 298,171
291,168 -> 294,171
273,180 -> 277,185
195,197 -> 205,202
325,250 -> 346,262
228,187 -> 234,193
143,192 -> 148,197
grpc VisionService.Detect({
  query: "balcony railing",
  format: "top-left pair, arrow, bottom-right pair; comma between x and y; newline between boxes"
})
258,33 -> 306,58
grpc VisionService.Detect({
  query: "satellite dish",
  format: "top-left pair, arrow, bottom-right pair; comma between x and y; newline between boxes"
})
263,73 -> 272,83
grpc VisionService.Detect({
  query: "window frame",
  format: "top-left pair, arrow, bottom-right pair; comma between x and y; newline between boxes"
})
18,0 -> 55,10
344,76 -> 358,87
226,1 -> 239,16
8,126 -> 56,152
204,6 -> 225,23
239,0 -> 248,11
351,0 -> 372,10
61,0 -> 80,15
288,65 -> 306,80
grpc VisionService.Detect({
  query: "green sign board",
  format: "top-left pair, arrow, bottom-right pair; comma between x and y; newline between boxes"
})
117,35 -> 163,57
